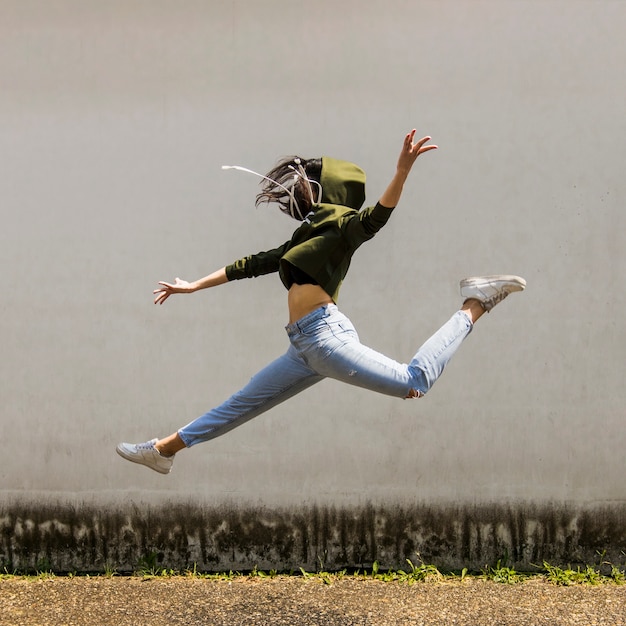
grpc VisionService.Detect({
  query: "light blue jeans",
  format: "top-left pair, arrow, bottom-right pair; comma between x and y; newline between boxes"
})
178,304 -> 472,447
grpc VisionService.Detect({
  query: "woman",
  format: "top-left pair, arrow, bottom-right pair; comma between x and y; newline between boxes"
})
117,130 -> 525,474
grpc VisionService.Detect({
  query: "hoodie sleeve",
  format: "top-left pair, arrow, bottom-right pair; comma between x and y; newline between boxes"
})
225,240 -> 291,280
343,202 -> 395,245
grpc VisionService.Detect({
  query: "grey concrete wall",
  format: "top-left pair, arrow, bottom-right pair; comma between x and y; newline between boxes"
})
1,0 -> 625,570
3,500 -> 626,574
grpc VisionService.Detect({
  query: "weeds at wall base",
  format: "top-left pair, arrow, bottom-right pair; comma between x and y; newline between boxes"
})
2,558 -> 625,586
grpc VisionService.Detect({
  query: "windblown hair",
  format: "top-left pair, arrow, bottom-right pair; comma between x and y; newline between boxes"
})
255,157 -> 322,221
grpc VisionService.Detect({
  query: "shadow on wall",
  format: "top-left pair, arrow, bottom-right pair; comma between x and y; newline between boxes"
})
1,500 -> 625,574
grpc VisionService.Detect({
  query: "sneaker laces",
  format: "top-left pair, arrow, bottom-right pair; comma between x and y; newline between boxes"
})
135,441 -> 156,451
480,287 -> 510,312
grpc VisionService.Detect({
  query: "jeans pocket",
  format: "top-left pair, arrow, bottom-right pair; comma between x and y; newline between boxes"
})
308,320 -> 358,362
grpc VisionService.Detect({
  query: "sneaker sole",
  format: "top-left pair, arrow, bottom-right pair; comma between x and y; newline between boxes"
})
460,275 -> 526,290
116,445 -> 171,474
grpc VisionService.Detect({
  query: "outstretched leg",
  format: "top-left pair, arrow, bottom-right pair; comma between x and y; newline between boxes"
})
295,276 -> 525,398
303,308 -> 473,398
117,345 -> 323,473
177,345 -> 322,447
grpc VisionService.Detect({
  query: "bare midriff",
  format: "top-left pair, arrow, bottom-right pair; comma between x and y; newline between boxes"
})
288,284 -> 334,324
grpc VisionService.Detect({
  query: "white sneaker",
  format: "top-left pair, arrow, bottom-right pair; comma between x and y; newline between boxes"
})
460,275 -> 526,312
116,439 -> 174,474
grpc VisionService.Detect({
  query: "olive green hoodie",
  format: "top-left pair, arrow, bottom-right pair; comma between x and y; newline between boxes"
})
225,157 -> 394,302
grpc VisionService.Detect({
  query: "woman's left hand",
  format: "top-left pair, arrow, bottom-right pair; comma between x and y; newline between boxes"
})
397,129 -> 438,174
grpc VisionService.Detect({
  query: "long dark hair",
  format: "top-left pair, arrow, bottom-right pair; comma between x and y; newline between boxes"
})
256,157 -> 322,221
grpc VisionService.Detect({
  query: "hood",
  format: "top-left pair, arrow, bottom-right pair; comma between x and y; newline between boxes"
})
319,157 -> 366,211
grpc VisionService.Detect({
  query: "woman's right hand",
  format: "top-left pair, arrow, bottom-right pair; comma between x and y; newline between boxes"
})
154,277 -> 195,305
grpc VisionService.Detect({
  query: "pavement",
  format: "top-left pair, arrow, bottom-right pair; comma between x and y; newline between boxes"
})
3,575 -> 626,625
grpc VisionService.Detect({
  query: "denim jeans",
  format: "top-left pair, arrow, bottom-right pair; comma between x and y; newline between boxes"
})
178,304 -> 472,447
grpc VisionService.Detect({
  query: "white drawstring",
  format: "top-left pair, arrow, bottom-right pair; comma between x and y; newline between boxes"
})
222,162 -> 322,221
288,158 -> 323,205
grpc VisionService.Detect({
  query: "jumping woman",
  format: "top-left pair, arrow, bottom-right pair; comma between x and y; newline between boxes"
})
117,130 -> 526,474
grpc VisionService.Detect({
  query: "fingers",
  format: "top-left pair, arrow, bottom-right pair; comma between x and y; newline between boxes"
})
154,280 -> 173,305
403,131 -> 437,157
154,291 -> 169,305
418,143 -> 438,155
415,135 -> 432,149
410,134 -> 438,158
153,277 -> 190,305
413,136 -> 436,152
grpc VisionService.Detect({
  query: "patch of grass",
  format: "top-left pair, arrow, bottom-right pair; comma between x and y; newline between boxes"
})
298,566 -> 338,585
542,562 -> 605,586
536,551 -> 626,586
196,570 -> 238,581
134,552 -> 176,578
299,567 -> 314,580
482,559 -> 524,584
596,550 -> 626,585
103,563 -> 117,578
34,558 -> 55,578
349,558 -> 444,584
250,565 -> 278,578
0,567 -> 18,580
397,559 -> 444,584
608,564 -> 626,585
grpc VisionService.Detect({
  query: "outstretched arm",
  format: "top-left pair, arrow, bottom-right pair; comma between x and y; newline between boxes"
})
154,267 -> 229,305
155,239 -> 291,305
379,130 -> 437,208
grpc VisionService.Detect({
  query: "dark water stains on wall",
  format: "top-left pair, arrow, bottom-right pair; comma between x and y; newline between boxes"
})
1,501 -> 625,574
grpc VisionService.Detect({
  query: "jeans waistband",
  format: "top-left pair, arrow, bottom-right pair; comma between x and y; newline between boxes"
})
285,304 -> 337,337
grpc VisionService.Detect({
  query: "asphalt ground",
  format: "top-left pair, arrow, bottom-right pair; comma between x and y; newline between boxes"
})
2,575 -> 626,625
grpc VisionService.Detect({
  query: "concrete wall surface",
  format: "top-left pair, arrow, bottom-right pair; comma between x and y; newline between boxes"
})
1,1 -> 624,570
2,500 -> 626,574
